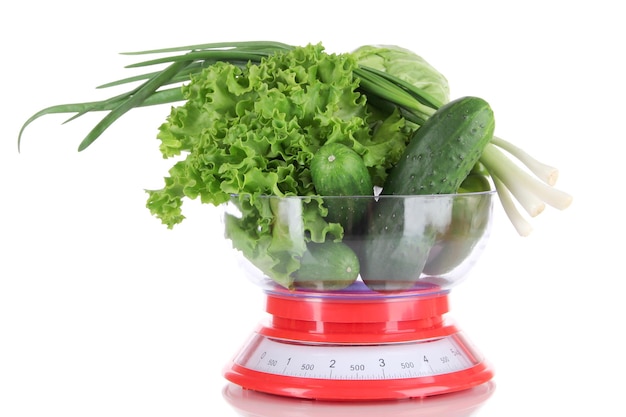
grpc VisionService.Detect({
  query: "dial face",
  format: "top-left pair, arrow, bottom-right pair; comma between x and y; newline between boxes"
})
234,332 -> 481,380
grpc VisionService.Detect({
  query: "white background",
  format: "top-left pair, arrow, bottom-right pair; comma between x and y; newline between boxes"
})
1,1 -> 623,416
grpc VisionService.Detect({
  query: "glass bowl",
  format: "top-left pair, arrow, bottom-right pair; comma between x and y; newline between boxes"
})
222,192 -> 494,296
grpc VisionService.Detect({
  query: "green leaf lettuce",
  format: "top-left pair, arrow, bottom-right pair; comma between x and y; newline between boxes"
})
146,43 -> 412,228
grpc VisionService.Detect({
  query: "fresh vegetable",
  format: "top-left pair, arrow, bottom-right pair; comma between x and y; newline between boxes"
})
422,183 -> 493,277
310,142 -> 372,233
359,96 -> 495,290
224,195 -> 344,288
311,142 -> 373,201
458,171 -> 492,194
361,196 -> 454,291
352,46 -> 572,236
352,44 -> 449,111
292,241 -> 360,290
142,44 -> 411,228
17,41 -> 571,237
382,96 -> 494,195
16,40 -> 573,292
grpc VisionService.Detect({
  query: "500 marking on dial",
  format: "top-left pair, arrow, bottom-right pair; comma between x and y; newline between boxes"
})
235,333 -> 479,380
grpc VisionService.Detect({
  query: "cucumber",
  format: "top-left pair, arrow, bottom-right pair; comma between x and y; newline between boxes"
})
383,96 -> 495,195
360,96 -> 495,291
359,196 -> 450,291
422,174 -> 493,276
310,142 -> 373,234
292,241 -> 360,290
458,172 -> 492,194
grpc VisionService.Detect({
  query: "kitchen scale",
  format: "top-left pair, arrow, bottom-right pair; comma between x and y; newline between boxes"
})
222,192 -> 495,401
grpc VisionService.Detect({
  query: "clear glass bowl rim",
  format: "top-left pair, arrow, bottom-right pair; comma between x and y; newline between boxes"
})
228,190 -> 496,200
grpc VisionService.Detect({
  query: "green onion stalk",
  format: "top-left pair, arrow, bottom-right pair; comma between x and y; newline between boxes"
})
17,41 -> 572,236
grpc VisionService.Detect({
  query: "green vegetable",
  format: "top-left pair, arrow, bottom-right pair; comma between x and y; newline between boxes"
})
383,96 -> 495,195
359,195 -> 453,292
17,42 -> 293,153
310,142 -> 373,233
352,45 -> 572,236
458,172 -> 492,194
17,40 -> 572,239
292,241 -> 360,290
144,44 -> 411,229
311,142 -> 373,198
352,44 -> 449,110
422,176 -> 493,276
360,96 -> 495,291
224,195 -> 344,288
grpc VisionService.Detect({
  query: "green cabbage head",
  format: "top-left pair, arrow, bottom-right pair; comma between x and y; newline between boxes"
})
352,45 -> 450,107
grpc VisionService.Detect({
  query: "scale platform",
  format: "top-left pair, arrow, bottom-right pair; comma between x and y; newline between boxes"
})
224,282 -> 493,401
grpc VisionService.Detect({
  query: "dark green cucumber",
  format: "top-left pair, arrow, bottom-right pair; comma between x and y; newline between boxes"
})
310,142 -> 373,234
360,96 -> 495,291
292,241 -> 360,290
383,96 -> 495,194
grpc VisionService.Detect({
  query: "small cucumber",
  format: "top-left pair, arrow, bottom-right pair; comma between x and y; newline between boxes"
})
310,142 -> 373,234
458,172 -> 492,193
360,96 -> 495,291
292,241 -> 360,290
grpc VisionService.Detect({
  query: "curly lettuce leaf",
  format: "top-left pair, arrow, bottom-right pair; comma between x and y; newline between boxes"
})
147,44 -> 395,228
360,108 -> 412,186
146,44 -> 412,228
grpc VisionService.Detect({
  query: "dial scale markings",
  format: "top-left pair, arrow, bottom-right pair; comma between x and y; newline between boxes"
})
235,333 -> 477,380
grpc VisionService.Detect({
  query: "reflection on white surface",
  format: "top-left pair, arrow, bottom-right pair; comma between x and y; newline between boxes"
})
223,381 -> 495,417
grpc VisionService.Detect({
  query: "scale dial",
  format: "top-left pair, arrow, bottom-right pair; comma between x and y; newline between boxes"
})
236,332 -> 479,380
225,326 -> 492,400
